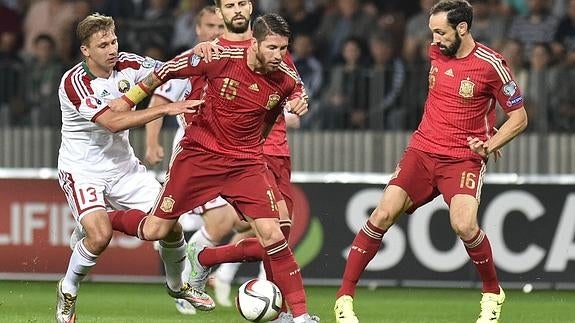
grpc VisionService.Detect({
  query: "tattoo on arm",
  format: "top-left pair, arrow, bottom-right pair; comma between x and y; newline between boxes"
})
142,74 -> 162,92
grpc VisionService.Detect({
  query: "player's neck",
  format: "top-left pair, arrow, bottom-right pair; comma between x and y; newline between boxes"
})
84,60 -> 112,79
454,36 -> 476,59
246,48 -> 265,74
222,29 -> 252,42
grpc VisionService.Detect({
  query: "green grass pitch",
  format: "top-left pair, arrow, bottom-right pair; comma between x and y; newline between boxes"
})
1,280 -> 574,323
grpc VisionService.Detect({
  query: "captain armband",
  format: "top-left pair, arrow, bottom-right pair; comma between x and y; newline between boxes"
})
121,83 -> 152,106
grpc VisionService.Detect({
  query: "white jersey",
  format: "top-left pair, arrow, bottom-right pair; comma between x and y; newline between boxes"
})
58,52 -> 159,177
153,78 -> 191,129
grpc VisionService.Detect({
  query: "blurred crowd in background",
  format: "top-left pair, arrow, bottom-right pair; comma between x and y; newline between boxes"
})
1,0 -> 575,133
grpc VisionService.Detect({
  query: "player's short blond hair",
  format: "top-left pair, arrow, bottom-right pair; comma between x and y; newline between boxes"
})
76,13 -> 115,46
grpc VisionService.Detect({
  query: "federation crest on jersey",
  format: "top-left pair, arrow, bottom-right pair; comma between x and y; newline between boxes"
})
459,78 -> 475,98
118,79 -> 131,93
160,196 -> 175,213
190,54 -> 201,67
142,57 -> 156,68
85,96 -> 102,109
265,93 -> 281,110
502,81 -> 517,97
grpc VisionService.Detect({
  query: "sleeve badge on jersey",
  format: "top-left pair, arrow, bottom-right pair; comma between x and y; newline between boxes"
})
190,54 -> 201,67
458,78 -> 475,98
506,96 -> 523,107
118,79 -> 131,93
142,57 -> 156,68
85,96 -> 102,109
502,81 -> 517,97
160,196 -> 175,213
265,93 -> 281,110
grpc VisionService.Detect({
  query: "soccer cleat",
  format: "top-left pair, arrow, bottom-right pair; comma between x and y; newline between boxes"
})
269,312 -> 293,323
69,225 -> 85,250
476,286 -> 506,323
214,276 -> 233,307
187,242 -> 212,290
174,298 -> 197,315
334,295 -> 359,323
296,313 -> 321,322
56,279 -> 77,323
166,283 -> 215,311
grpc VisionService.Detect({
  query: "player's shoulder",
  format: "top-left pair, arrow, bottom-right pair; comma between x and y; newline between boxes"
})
216,47 -> 245,60
115,52 -> 157,71
277,61 -> 299,83
472,42 -> 512,80
473,42 -> 505,62
62,62 -> 84,81
61,62 -> 92,96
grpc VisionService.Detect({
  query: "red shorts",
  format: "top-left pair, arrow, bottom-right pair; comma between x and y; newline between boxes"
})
264,155 -> 293,216
389,148 -> 486,213
152,147 -> 281,220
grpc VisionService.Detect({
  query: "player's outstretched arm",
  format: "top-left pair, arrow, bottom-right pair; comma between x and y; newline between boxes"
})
96,100 -> 202,133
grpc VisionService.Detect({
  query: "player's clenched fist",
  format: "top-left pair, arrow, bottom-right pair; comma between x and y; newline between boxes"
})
285,96 -> 308,116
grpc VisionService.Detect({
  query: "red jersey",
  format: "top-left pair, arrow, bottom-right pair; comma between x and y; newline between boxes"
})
155,48 -> 301,161
184,37 -> 299,157
409,42 -> 524,160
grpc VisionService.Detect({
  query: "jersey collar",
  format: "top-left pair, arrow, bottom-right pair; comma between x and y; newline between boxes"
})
82,61 -> 98,80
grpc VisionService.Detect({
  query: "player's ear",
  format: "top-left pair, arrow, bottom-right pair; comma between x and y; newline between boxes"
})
457,22 -> 467,36
251,37 -> 257,49
80,44 -> 89,58
215,7 -> 223,20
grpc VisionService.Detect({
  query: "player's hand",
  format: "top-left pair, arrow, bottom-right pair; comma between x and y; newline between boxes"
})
285,96 -> 308,116
145,143 -> 164,166
467,136 -> 488,158
108,97 -> 132,112
192,41 -> 223,63
467,136 -> 502,162
164,99 -> 203,116
285,112 -> 300,129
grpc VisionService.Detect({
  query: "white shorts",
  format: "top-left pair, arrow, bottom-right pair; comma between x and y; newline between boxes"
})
192,196 -> 229,214
58,163 -> 161,222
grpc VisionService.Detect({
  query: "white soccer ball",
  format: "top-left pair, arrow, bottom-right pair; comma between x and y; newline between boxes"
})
236,278 -> 283,322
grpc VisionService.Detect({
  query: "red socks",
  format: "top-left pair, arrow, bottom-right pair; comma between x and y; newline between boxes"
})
463,230 -> 500,294
265,239 -> 307,317
337,220 -> 385,298
107,209 -> 147,238
198,237 -> 264,267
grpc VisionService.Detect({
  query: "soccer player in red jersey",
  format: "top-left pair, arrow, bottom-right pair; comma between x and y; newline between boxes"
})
109,13 -> 317,322
334,1 -> 528,323
147,1 -> 305,316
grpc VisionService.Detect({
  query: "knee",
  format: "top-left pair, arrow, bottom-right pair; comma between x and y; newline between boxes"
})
257,223 -> 284,246
85,227 -> 113,253
370,207 -> 395,230
142,221 -> 178,241
451,218 -> 478,239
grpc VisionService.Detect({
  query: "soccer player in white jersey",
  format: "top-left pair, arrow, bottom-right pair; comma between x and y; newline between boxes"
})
55,13 -> 210,323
